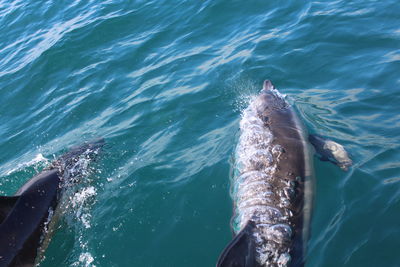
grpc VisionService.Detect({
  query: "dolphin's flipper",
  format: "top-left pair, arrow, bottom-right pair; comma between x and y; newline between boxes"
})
217,221 -> 258,267
308,134 -> 352,171
0,196 -> 19,223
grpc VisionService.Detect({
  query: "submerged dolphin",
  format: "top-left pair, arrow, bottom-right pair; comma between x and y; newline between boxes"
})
0,139 -> 104,267
217,81 -> 351,267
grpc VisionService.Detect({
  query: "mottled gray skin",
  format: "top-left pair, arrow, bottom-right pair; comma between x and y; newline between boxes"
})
218,81 -> 353,267
217,81 -> 313,267
0,139 -> 104,267
255,81 -> 313,266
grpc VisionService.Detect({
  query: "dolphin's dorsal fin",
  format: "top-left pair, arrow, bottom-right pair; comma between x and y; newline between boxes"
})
0,196 -> 19,224
216,220 -> 257,267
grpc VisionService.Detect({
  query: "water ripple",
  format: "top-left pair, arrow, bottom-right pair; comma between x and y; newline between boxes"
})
0,0 -> 399,266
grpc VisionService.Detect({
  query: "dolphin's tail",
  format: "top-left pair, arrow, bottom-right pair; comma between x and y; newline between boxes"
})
216,221 -> 258,267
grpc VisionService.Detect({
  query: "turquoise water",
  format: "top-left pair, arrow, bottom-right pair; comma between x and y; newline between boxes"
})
0,0 -> 399,266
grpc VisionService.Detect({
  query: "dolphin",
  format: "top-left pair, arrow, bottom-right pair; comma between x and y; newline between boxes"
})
0,139 -> 104,267
217,81 -> 351,267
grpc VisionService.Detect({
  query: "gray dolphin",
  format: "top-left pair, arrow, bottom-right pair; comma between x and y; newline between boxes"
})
0,139 -> 104,267
217,81 -> 351,267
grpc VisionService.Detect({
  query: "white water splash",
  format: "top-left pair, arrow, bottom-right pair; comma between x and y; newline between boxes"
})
72,252 -> 96,267
5,153 -> 49,175
71,186 -> 97,229
65,186 -> 98,267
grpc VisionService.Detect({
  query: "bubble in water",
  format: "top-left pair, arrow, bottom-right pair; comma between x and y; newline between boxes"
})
72,252 -> 95,267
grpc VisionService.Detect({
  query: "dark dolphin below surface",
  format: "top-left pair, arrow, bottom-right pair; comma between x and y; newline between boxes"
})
217,81 -> 351,267
0,139 -> 104,267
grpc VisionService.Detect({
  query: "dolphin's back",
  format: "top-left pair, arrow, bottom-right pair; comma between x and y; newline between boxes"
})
218,82 -> 313,267
0,139 -> 105,267
0,170 -> 59,267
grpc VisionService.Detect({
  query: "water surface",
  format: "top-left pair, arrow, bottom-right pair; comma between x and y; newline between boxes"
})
0,1 -> 399,266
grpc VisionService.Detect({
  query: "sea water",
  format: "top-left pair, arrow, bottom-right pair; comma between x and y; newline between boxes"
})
0,1 -> 399,266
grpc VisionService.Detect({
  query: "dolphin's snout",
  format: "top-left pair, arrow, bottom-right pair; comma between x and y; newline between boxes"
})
263,80 -> 274,91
